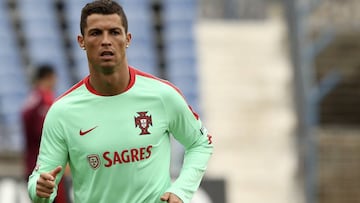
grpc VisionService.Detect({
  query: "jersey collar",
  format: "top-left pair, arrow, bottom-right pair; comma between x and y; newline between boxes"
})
84,66 -> 136,96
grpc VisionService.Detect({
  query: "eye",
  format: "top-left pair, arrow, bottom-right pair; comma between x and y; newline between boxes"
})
110,29 -> 122,36
90,30 -> 101,36
111,30 -> 121,35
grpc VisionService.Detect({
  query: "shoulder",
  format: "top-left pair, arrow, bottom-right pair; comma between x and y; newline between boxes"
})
48,78 -> 87,114
132,67 -> 200,118
55,77 -> 87,102
132,67 -> 184,98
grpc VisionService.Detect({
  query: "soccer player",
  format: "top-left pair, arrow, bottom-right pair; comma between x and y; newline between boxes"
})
27,1 -> 213,203
22,65 -> 68,203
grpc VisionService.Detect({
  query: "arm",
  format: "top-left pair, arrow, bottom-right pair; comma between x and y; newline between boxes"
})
27,106 -> 68,203
163,89 -> 214,203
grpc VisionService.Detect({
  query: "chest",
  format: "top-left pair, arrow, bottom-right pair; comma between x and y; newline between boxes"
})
63,97 -> 168,154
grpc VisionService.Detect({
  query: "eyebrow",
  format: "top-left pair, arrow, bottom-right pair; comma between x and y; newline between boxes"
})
87,27 -> 123,33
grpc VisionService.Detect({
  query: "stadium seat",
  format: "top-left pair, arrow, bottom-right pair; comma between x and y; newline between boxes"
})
0,1 -> 29,151
17,0 -> 72,94
72,49 -> 89,79
163,0 -> 198,22
162,0 -> 200,111
120,0 -> 158,75
16,0 -> 55,20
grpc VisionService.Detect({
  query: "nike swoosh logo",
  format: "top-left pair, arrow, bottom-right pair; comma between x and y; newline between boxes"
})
79,126 -> 98,136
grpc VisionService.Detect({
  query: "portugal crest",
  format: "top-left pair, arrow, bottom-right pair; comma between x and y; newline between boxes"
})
134,111 -> 152,135
87,154 -> 100,170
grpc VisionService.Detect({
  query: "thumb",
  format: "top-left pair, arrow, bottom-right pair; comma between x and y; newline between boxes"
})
160,192 -> 170,201
49,166 -> 62,180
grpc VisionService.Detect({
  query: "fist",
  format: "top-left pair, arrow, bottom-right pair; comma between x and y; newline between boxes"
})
36,166 -> 62,198
160,192 -> 183,203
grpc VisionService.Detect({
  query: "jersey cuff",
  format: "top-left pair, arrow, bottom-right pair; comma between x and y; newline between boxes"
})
165,188 -> 189,203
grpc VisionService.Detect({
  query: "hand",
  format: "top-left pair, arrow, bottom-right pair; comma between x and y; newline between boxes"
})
36,166 -> 62,198
160,192 -> 183,203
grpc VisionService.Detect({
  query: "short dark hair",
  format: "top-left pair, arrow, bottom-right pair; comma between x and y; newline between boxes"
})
34,64 -> 55,81
80,0 -> 128,35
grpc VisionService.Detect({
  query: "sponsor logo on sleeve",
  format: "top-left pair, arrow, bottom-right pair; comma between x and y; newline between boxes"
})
200,126 -> 213,145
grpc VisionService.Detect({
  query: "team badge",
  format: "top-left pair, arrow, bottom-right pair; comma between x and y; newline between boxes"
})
87,154 -> 101,170
134,111 -> 153,135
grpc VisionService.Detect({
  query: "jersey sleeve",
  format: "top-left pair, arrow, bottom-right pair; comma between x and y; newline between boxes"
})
163,87 -> 213,203
27,105 -> 68,203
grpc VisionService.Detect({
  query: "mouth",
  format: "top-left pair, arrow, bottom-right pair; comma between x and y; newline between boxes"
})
100,51 -> 114,60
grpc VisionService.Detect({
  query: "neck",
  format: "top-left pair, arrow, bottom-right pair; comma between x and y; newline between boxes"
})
89,65 -> 130,96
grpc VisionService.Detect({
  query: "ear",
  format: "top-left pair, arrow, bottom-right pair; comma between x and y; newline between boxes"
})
126,32 -> 132,47
77,35 -> 85,50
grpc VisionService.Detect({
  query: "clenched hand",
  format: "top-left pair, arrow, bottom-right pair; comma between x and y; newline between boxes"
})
160,192 -> 183,203
36,166 -> 62,198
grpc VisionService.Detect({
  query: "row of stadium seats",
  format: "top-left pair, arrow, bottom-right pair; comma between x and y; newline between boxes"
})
0,1 -> 28,151
17,0 -> 72,94
163,0 -> 200,111
0,0 -> 200,151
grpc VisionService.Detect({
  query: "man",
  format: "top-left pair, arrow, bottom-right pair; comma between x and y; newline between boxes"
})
27,1 -> 213,203
22,65 -> 67,203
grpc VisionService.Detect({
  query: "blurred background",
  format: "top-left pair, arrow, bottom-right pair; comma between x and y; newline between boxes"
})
1,0 -> 360,202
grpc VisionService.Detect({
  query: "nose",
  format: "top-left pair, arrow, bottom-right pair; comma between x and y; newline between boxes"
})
101,33 -> 112,46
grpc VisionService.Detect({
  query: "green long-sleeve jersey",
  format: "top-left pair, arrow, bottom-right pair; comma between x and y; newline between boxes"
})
28,67 -> 213,203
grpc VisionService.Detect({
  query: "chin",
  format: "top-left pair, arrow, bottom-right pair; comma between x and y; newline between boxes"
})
101,67 -> 116,75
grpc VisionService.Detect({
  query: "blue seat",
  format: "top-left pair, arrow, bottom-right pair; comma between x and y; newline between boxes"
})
167,59 -> 197,75
22,20 -> 59,39
121,1 -> 152,22
163,1 -> 198,22
62,0 -> 90,81
118,0 -> 148,4
120,1 -> 158,75
26,43 -> 72,94
128,59 -> 157,76
163,0 -> 200,109
167,77 -> 200,111
72,49 -> 89,80
0,1 -> 28,151
0,1 -> 7,10
18,3 -> 73,94
63,1 -> 86,31
163,21 -> 195,42
0,75 -> 28,97
0,9 -> 28,94
0,54 -> 25,77
126,40 -> 157,75
165,40 -> 196,60
17,0 -> 56,21
0,5 -> 18,49
0,21 -> 15,40
0,93 -> 26,117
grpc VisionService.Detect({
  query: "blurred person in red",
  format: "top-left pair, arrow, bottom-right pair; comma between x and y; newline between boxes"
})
21,64 -> 68,203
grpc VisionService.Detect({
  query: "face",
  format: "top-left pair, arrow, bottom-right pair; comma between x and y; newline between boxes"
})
44,73 -> 57,91
77,14 -> 131,75
49,74 -> 57,90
